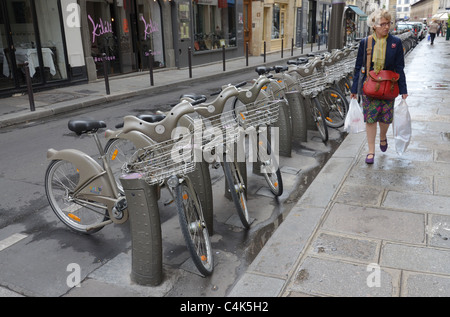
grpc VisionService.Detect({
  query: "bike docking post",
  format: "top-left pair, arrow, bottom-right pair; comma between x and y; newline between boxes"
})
119,173 -> 163,286
102,53 -> 110,95
23,62 -> 35,112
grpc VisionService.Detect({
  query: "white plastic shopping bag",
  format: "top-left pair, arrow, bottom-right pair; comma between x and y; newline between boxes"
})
393,99 -> 412,155
344,98 -> 365,134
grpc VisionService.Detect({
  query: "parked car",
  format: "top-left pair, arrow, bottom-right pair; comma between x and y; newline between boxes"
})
406,22 -> 426,40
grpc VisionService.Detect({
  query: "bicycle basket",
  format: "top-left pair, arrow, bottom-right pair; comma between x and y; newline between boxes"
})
127,137 -> 196,185
234,93 -> 280,129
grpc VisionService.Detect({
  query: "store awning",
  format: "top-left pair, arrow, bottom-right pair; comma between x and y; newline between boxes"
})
348,5 -> 367,18
432,12 -> 449,20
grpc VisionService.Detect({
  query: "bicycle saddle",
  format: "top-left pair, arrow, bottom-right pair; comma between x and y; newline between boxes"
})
68,119 -> 106,135
114,114 -> 166,129
255,66 -> 270,75
179,93 -> 206,101
273,65 -> 288,73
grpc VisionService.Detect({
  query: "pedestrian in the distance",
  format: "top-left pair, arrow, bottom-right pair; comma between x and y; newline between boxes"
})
428,20 -> 439,44
350,9 -> 408,164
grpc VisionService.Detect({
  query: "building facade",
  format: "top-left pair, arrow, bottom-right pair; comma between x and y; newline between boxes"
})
0,0 -> 375,97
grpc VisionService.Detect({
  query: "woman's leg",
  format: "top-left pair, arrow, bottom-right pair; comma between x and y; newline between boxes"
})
366,122 -> 377,155
379,122 -> 390,143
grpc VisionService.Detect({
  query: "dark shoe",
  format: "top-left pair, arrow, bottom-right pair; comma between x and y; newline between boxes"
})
365,153 -> 375,164
380,139 -> 388,152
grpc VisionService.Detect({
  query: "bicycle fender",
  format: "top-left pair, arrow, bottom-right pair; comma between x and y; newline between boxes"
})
47,148 -> 117,199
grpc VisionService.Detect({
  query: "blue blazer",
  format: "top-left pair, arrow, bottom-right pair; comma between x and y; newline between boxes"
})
351,34 -> 407,95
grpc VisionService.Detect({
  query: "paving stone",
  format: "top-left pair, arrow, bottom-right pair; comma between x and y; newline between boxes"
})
323,203 -> 425,244
402,272 -> 450,297
311,232 -> 380,263
335,183 -> 384,206
381,243 -> 450,275
383,190 -> 450,216
346,169 -> 433,194
289,257 -> 400,297
428,214 -> 450,249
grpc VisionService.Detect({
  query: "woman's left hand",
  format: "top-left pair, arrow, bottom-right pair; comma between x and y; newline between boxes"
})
402,94 -> 408,99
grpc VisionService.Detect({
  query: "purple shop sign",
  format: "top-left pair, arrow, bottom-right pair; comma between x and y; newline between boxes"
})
141,16 -> 160,40
88,14 -> 114,43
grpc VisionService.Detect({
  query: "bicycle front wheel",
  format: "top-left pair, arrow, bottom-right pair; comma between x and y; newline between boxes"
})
320,87 -> 348,128
45,160 -> 108,234
311,97 -> 329,142
223,159 -> 250,229
257,133 -> 283,196
104,138 -> 137,195
176,180 -> 214,276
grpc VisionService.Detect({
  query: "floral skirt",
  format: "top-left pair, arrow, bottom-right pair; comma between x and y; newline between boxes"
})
361,95 -> 395,124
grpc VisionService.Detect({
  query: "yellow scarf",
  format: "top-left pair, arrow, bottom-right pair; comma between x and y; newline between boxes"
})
372,34 -> 387,73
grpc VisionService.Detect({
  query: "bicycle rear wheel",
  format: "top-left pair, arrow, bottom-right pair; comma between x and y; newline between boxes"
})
311,97 -> 329,142
223,158 -> 250,229
320,87 -> 348,128
45,160 -> 108,234
176,180 -> 214,276
257,133 -> 283,196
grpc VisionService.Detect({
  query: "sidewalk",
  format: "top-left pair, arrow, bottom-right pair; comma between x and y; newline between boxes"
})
0,44 -> 324,128
229,35 -> 450,297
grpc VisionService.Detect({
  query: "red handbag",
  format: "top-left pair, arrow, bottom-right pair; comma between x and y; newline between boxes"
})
362,36 -> 400,100
363,70 -> 400,100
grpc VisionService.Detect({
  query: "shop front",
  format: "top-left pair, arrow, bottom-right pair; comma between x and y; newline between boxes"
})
173,0 -> 243,68
81,0 -> 166,80
0,0 -> 71,95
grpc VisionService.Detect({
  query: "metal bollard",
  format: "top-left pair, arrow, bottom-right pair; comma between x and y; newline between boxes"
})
188,47 -> 192,78
102,53 -> 110,95
263,41 -> 266,63
148,50 -> 154,86
222,45 -> 226,71
291,38 -> 294,56
120,173 -> 163,286
246,42 -> 249,66
281,38 -> 284,58
23,62 -> 35,112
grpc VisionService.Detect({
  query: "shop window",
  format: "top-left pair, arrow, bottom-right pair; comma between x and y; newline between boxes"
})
35,0 -> 68,81
136,0 -> 164,68
86,0 -> 120,76
193,0 -> 236,51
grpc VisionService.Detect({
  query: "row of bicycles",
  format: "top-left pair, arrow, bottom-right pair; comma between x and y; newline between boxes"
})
44,43 -> 359,276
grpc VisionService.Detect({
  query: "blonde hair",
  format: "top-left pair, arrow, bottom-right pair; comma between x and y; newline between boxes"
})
367,9 -> 392,29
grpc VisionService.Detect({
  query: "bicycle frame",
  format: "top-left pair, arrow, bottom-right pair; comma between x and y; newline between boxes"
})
46,131 -> 128,228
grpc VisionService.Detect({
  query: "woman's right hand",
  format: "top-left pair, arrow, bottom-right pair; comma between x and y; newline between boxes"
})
350,93 -> 357,99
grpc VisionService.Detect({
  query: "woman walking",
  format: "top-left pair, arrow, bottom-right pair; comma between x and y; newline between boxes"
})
350,9 -> 408,164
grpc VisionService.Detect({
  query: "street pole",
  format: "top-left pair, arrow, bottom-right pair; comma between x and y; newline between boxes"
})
328,0 -> 345,51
